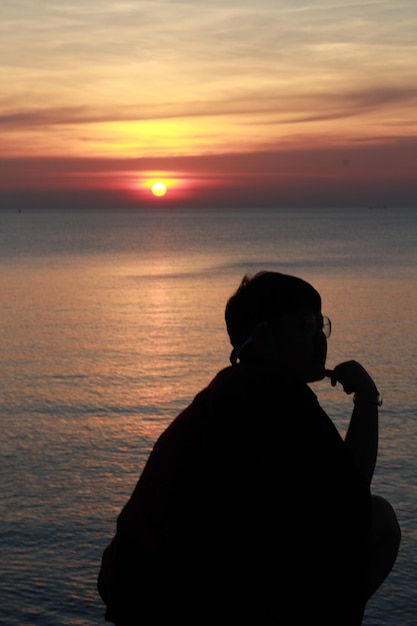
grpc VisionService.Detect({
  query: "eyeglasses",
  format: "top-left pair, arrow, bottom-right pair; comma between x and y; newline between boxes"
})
322,316 -> 332,338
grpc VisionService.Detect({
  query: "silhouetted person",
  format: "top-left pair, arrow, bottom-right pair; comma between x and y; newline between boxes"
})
98,271 -> 400,625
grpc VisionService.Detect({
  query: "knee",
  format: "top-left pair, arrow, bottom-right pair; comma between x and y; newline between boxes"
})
367,495 -> 401,598
371,494 -> 401,554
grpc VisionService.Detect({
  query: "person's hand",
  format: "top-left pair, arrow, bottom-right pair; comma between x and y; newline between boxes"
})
325,360 -> 379,398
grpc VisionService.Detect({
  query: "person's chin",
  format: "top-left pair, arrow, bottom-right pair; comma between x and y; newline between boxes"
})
306,363 -> 326,383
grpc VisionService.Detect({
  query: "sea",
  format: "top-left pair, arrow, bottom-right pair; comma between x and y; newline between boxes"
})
0,206 -> 416,625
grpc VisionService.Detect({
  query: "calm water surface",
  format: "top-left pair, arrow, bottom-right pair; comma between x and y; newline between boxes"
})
0,207 -> 416,625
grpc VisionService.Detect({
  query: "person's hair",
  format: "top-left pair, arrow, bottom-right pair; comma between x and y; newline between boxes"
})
225,271 -> 321,350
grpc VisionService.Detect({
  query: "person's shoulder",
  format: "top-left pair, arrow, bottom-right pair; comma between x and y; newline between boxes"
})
202,364 -> 320,417
160,363 -> 320,440
203,363 -> 319,397
171,364 -> 274,430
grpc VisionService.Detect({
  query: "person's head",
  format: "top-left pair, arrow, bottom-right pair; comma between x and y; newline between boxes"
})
225,271 -> 330,382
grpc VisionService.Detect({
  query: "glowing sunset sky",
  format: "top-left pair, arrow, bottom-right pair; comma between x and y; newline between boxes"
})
1,0 -> 416,208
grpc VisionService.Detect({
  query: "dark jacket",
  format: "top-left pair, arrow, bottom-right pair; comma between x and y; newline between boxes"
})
98,363 -> 371,625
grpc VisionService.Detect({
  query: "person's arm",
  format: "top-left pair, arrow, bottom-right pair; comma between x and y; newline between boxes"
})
326,361 -> 381,484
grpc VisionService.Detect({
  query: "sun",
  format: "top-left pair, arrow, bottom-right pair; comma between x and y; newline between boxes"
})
151,181 -> 167,197
137,174 -> 184,200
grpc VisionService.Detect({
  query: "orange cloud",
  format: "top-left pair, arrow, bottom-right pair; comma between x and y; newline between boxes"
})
1,133 -> 416,210
1,0 -> 416,207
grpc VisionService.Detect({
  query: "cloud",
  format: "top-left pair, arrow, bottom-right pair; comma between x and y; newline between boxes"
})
1,83 -> 416,134
1,133 -> 416,209
1,133 -> 416,178
1,0 -> 416,170
258,86 -> 417,125
3,0 -> 416,75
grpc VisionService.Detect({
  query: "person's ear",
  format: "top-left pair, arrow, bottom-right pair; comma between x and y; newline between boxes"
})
251,323 -> 277,360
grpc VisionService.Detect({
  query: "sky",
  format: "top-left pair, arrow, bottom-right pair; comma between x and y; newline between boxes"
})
1,0 -> 416,209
